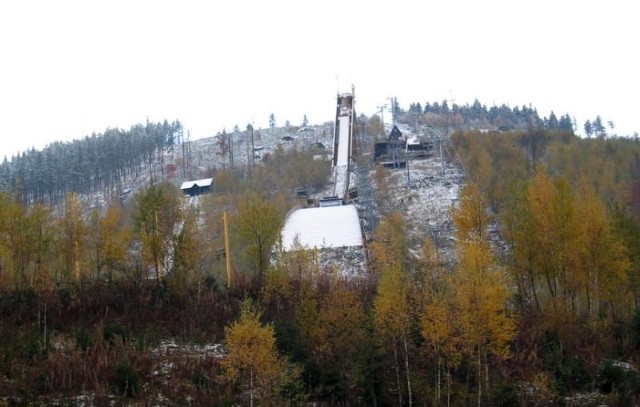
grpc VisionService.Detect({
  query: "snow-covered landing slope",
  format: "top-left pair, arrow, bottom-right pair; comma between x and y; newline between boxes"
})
281,205 -> 362,250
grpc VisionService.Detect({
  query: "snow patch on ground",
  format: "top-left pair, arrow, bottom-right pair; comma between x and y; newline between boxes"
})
150,339 -> 226,361
317,246 -> 367,278
333,165 -> 349,198
378,151 -> 463,262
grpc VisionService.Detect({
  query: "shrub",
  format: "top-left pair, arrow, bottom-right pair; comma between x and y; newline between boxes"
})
598,360 -> 640,404
114,358 -> 141,397
75,326 -> 92,351
104,323 -> 127,345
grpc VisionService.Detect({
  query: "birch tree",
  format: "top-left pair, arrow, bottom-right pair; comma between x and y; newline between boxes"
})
573,179 -> 629,320
133,183 -> 182,287
452,183 -> 516,406
57,193 -> 88,282
223,299 -> 289,406
374,262 -> 413,407
235,192 -> 285,288
88,203 -> 130,282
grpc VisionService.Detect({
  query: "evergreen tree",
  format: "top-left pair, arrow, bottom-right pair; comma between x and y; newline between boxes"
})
558,114 -> 574,131
584,120 -> 593,138
546,111 -> 559,129
593,115 -> 606,138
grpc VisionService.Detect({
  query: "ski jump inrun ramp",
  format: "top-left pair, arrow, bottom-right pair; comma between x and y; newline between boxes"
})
332,90 -> 356,200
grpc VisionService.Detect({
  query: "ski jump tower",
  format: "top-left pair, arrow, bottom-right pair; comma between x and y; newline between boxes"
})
331,87 -> 356,201
279,86 -> 365,274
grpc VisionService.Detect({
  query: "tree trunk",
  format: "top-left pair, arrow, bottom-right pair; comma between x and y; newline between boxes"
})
529,270 -> 541,312
250,368 -> 254,407
447,371 -> 451,407
484,348 -> 490,396
154,257 -> 161,288
436,354 -> 441,406
594,265 -> 600,318
477,349 -> 482,407
402,334 -> 413,407
392,337 -> 403,407
258,243 -> 264,289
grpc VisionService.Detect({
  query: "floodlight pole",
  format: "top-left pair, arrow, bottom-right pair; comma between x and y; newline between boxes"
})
377,105 -> 386,131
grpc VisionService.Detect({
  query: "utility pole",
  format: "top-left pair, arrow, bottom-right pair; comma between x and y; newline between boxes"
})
377,104 -> 387,132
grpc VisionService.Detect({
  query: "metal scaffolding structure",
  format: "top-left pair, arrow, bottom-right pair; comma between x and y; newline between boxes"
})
356,159 -> 379,241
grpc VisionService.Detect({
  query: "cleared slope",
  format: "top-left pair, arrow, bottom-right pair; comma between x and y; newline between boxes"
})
281,205 -> 362,250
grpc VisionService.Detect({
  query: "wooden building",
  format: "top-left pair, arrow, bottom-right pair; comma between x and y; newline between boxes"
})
180,178 -> 213,197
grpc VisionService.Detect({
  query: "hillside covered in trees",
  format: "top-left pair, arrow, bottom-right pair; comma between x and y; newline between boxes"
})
1,101 -> 640,405
392,97 -> 626,138
0,120 -> 184,205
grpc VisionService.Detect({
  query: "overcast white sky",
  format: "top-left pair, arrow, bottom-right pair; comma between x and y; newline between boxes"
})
0,0 -> 637,159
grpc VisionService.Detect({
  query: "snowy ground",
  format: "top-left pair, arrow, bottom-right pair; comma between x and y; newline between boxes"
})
281,205 -> 363,250
211,124 -> 336,170
377,122 -> 464,264
333,164 -> 349,198
390,157 -> 462,240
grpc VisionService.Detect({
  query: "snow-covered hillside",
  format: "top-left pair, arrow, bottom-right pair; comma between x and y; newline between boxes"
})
375,122 -> 463,263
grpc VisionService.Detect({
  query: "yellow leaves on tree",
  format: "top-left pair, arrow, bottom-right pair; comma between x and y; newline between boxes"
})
58,192 -> 88,282
452,184 -> 516,358
453,244 -> 515,362
421,297 -> 460,361
420,294 -> 462,406
302,280 -> 366,370
134,183 -> 182,286
452,182 -> 516,405
453,183 -> 491,244
262,241 -> 320,320
168,210 -> 202,297
374,262 -> 410,339
234,192 -> 285,287
530,171 -> 577,288
0,197 -> 54,289
373,165 -> 392,214
223,299 -> 284,406
89,202 -> 131,282
514,170 -> 631,322
374,262 -> 413,406
370,212 -> 408,273
573,179 -> 630,319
